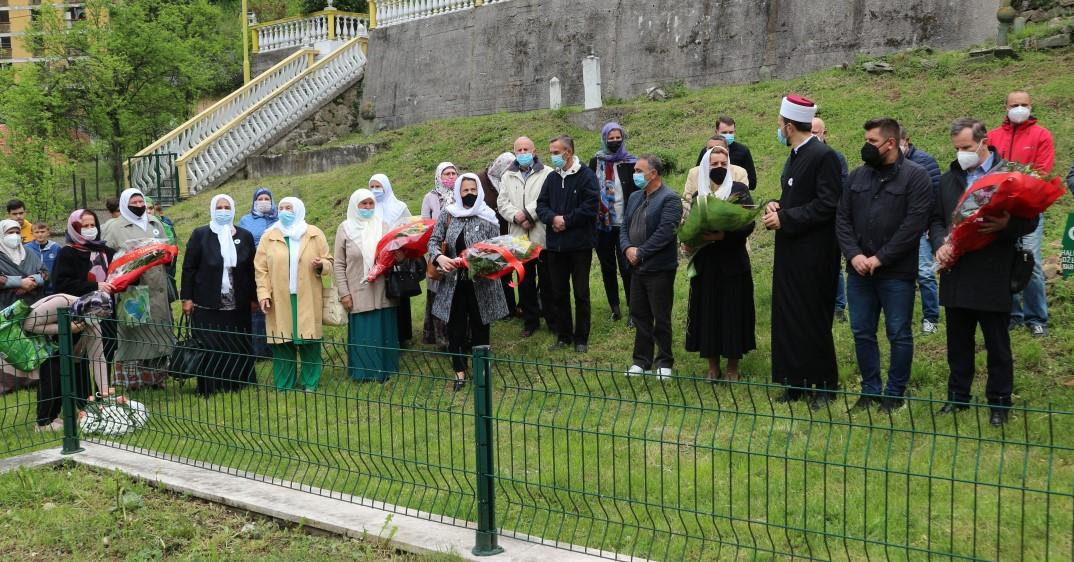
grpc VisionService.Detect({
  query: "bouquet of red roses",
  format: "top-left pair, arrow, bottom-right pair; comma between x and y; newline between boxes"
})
107,238 -> 179,293
460,235 -> 542,287
364,219 -> 436,283
941,163 -> 1065,269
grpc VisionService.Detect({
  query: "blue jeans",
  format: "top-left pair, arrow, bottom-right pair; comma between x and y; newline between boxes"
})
917,235 -> 940,323
1010,216 -> 1048,327
835,267 -> 847,312
847,275 -> 916,397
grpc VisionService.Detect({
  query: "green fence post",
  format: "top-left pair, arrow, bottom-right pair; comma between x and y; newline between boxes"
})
471,346 -> 504,556
58,308 -> 84,455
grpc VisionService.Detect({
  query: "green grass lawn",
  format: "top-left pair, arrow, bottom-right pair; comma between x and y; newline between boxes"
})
0,463 -> 467,561
3,46 -> 1074,561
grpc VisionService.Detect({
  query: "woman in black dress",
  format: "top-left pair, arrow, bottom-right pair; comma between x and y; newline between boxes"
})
683,147 -> 757,382
180,194 -> 257,396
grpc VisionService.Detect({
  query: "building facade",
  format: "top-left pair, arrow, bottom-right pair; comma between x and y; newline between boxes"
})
0,0 -> 86,66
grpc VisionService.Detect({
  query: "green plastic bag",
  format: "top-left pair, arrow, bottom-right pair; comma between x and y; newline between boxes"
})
118,285 -> 153,327
0,301 -> 51,372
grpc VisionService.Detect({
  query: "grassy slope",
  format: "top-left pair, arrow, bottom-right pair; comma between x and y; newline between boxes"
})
167,47 -> 1074,407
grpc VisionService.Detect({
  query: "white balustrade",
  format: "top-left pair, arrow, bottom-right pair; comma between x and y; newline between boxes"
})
254,12 -> 368,54
128,50 -> 314,195
377,0 -> 498,28
178,37 -> 367,195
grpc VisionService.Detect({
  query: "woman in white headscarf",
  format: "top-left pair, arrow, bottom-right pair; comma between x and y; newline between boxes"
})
420,162 -> 457,348
254,196 -> 333,391
334,188 -> 400,382
103,188 -> 175,390
180,194 -> 258,396
368,173 -> 416,347
0,218 -> 46,309
427,173 -> 509,391
682,146 -> 757,382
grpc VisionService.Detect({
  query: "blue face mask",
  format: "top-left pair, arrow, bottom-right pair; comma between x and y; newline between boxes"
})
213,210 -> 234,225
357,208 -> 375,220
776,126 -> 789,147
278,210 -> 296,227
371,187 -> 385,200
633,172 -> 648,188
724,133 -> 736,145
551,154 -> 567,169
516,153 -> 534,168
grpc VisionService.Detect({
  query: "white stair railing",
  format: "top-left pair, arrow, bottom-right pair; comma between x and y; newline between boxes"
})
177,36 -> 368,196
127,49 -> 316,195
253,10 -> 369,54
377,0 -> 492,28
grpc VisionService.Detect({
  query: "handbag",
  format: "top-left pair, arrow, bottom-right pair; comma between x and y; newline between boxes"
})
322,275 -> 347,326
1010,242 -> 1035,294
426,216 -> 451,281
387,257 -> 425,299
168,314 -> 204,380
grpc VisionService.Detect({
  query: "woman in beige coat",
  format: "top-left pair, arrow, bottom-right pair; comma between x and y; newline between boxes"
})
254,197 -> 332,391
334,188 -> 399,383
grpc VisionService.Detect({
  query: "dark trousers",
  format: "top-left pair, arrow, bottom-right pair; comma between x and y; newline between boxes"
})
630,270 -> 676,370
546,249 -> 592,345
447,279 -> 490,373
37,354 -> 91,425
596,227 -> 630,310
518,254 -> 554,332
945,307 -> 1013,406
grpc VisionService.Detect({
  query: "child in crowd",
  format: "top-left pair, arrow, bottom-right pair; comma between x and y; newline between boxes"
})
25,221 -> 60,295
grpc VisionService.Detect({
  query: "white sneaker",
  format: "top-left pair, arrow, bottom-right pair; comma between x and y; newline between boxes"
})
625,365 -> 646,377
922,320 -> 938,335
656,367 -> 673,380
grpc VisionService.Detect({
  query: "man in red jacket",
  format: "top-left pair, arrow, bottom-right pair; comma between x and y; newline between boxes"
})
987,90 -> 1054,337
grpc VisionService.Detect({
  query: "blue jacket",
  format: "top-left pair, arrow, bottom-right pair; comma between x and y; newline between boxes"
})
905,145 -> 942,190
24,240 -> 60,295
238,187 -> 278,247
619,182 -> 683,273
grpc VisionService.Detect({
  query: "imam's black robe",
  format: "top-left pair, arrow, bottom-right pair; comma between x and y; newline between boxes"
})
771,136 -> 843,389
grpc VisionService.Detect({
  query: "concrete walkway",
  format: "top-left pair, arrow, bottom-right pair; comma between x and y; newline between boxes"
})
1,444 -> 634,562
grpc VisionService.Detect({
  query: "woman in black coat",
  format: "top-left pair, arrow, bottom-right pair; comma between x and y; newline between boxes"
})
180,194 -> 257,396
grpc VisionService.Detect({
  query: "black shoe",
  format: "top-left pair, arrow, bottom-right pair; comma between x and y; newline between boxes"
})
1008,318 -> 1022,331
878,397 -> 906,414
989,409 -> 1009,426
775,389 -> 803,404
626,318 -> 635,329
548,341 -> 570,351
574,344 -> 588,353
610,305 -> 622,322
810,392 -> 835,411
849,396 -> 878,413
452,379 -> 466,393
937,402 -> 970,415
834,309 -> 847,322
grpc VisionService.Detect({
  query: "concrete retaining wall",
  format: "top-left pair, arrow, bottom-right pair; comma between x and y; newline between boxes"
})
246,143 -> 381,179
362,0 -> 1000,129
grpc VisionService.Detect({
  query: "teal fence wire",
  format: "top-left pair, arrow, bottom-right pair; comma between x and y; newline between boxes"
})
1,309 -> 1072,561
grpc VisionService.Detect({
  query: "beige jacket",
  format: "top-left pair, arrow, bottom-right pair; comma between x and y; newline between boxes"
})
681,164 -> 750,217
333,225 -> 396,314
255,225 -> 333,342
497,163 -> 554,246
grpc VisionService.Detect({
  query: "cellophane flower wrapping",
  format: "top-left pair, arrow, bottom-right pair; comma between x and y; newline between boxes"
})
462,235 -> 542,287
678,194 -> 765,248
79,394 -> 149,436
364,218 -> 436,283
944,164 -> 1066,268
106,238 -> 179,293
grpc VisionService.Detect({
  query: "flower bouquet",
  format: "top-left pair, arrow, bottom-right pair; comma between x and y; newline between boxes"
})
679,194 -> 766,277
364,219 -> 437,283
79,393 -> 149,436
941,163 -> 1066,269
107,238 -> 179,293
0,300 -> 51,372
460,235 -> 542,287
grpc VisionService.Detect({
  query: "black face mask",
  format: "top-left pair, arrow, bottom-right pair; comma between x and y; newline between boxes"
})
461,193 -> 479,208
606,140 -> 623,153
708,167 -> 728,184
861,142 -> 892,168
128,205 -> 147,217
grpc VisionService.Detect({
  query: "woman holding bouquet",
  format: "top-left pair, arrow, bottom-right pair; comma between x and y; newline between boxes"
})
369,174 -> 415,347
254,197 -> 333,392
335,188 -> 399,382
427,173 -> 508,391
180,194 -> 258,396
683,147 -> 757,382
421,162 -> 457,349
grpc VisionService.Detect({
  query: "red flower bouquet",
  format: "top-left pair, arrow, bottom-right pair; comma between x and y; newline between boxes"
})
942,164 -> 1065,269
364,219 -> 436,283
460,235 -> 542,287
106,239 -> 179,293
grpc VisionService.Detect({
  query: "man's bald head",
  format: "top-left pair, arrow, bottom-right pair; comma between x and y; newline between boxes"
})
811,118 -> 828,143
513,136 -> 535,154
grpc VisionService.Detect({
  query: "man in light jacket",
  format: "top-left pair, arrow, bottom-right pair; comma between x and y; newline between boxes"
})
621,155 -> 682,379
498,137 -> 555,338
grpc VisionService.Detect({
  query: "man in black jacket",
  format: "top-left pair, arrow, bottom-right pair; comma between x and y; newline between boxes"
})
536,135 -> 600,353
695,116 -> 757,190
837,118 -> 933,414
929,118 -> 1038,426
620,155 -> 682,379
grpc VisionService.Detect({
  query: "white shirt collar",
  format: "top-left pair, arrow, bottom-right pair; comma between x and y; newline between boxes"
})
793,134 -> 816,154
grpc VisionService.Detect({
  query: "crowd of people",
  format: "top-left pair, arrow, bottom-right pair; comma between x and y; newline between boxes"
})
3,90 -> 1071,431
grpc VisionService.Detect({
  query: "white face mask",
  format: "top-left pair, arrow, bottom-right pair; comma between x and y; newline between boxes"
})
957,150 -> 981,171
81,227 -> 98,240
1008,106 -> 1031,125
255,200 -> 273,214
2,234 -> 20,249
